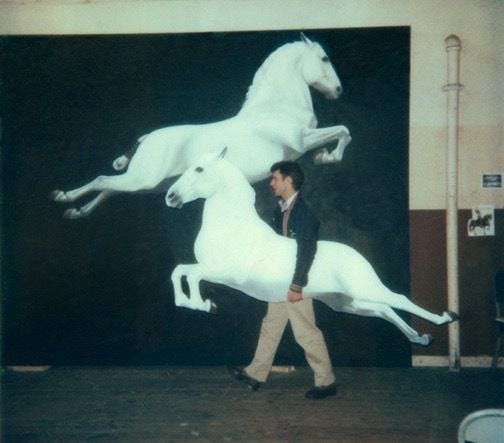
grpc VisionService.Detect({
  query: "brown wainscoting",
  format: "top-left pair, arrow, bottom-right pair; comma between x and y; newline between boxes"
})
410,209 -> 503,358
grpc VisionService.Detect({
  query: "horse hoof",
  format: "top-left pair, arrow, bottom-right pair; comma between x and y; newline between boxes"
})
50,190 -> 67,202
313,148 -> 329,165
447,311 -> 460,322
63,208 -> 84,219
418,334 -> 433,347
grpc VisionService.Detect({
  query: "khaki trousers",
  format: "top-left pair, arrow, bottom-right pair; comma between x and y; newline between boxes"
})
245,299 -> 335,387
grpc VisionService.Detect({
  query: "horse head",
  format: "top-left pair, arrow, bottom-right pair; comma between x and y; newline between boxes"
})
166,148 -> 228,209
299,33 -> 342,100
242,33 -> 343,111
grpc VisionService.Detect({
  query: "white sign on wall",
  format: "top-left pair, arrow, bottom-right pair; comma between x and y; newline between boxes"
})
467,205 -> 495,237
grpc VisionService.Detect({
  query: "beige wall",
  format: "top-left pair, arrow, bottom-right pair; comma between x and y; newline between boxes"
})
1,0 -> 502,364
1,0 -> 502,210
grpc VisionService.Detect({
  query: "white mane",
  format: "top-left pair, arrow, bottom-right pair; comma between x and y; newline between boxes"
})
214,159 -> 256,211
241,42 -> 309,110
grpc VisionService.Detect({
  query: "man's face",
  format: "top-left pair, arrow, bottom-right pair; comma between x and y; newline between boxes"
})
270,170 -> 292,199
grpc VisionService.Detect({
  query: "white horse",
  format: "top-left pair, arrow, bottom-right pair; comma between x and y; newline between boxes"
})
165,149 -> 459,346
51,33 -> 351,219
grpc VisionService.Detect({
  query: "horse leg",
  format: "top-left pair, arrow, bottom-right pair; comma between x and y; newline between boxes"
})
186,268 -> 214,313
52,171 -> 154,203
170,264 -> 214,313
301,125 -> 352,164
357,301 -> 434,346
318,296 -> 432,346
63,190 -> 115,219
371,289 -> 459,326
51,174 -> 154,219
170,265 -> 193,309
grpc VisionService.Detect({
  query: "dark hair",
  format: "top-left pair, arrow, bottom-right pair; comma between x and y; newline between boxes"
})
270,161 -> 305,190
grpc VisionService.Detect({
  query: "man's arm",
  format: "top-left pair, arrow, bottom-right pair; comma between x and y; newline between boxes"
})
288,203 -> 319,301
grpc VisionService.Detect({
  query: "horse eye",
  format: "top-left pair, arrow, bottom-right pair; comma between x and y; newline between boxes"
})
322,56 -> 329,62
195,167 -> 204,173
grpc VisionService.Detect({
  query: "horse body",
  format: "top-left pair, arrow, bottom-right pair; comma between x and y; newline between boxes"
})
166,151 -> 459,346
51,34 -> 351,218
131,109 -> 307,182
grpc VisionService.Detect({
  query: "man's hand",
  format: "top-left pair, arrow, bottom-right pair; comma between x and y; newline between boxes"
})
287,289 -> 303,303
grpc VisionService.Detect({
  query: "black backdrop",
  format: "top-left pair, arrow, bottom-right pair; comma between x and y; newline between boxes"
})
1,27 -> 410,366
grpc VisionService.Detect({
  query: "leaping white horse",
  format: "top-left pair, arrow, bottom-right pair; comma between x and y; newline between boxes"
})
165,149 -> 459,346
51,33 -> 351,219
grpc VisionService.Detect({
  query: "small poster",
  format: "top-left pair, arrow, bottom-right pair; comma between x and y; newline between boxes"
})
482,173 -> 502,188
467,205 -> 495,237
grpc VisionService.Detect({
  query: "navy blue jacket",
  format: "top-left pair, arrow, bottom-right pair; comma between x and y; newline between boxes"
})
271,195 -> 319,288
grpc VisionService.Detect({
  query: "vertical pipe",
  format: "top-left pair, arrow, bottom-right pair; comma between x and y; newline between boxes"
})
444,35 -> 462,371
0,119 -> 2,373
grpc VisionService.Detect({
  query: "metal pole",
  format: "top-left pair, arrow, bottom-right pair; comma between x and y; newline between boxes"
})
444,35 -> 462,371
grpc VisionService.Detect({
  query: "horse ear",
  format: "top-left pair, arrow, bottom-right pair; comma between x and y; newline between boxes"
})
218,147 -> 227,159
300,32 -> 313,47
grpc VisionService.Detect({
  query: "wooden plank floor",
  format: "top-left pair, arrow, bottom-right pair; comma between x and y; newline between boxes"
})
2,366 -> 503,442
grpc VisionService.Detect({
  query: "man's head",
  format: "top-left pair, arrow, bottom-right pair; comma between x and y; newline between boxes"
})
269,161 -> 305,200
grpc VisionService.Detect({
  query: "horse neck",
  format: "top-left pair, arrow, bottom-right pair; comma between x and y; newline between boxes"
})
202,166 -> 258,226
240,43 -> 314,114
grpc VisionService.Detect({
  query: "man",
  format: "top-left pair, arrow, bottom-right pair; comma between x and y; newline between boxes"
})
229,161 -> 336,400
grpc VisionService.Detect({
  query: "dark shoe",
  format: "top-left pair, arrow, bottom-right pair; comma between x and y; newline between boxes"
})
305,383 -> 337,400
227,366 -> 260,391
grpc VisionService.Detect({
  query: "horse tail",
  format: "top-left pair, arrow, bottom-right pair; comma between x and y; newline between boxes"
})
112,135 -> 147,171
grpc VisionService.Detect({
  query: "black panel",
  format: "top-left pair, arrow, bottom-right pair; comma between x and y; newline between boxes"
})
1,28 -> 410,366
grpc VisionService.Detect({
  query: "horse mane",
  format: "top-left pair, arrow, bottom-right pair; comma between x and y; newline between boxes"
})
216,159 -> 256,208
241,41 -> 307,110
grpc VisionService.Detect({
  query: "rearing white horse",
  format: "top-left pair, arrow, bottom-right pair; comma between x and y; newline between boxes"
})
166,149 -> 459,347
51,33 -> 351,219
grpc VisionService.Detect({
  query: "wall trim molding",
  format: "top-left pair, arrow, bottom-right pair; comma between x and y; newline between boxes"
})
412,355 -> 503,368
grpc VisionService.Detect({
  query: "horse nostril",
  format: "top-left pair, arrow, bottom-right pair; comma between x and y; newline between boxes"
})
166,191 -> 184,209
166,192 -> 177,205
336,85 -> 342,94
